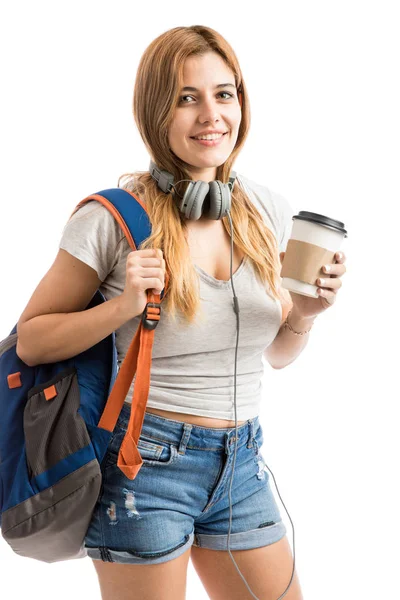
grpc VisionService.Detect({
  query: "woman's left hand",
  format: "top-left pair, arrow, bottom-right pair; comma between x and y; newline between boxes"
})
280,251 -> 347,319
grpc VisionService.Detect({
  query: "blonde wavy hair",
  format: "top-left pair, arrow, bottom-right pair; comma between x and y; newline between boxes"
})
118,25 -> 289,325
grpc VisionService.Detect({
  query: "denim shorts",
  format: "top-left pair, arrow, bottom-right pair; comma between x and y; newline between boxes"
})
84,402 -> 287,564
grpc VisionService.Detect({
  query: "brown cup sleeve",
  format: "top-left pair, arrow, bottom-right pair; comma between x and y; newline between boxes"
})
281,239 -> 336,285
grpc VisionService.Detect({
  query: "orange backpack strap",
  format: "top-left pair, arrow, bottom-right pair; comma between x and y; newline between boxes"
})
74,188 -> 169,480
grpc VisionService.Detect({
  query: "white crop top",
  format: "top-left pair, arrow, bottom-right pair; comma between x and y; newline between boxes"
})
58,173 -> 294,421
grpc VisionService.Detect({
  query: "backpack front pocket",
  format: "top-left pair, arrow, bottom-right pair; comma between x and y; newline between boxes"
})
24,366 -> 91,481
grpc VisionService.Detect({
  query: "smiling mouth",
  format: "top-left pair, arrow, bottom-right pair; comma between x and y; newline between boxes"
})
190,132 -> 229,140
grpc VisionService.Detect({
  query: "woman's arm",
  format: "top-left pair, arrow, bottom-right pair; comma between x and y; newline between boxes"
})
263,305 -> 316,369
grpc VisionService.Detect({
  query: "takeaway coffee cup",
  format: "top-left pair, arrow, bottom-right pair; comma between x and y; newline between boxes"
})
281,211 -> 348,298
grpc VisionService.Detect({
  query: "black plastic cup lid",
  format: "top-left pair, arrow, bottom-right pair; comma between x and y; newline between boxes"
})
293,211 -> 347,238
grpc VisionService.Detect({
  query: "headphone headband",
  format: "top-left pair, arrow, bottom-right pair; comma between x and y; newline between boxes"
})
149,160 -> 237,195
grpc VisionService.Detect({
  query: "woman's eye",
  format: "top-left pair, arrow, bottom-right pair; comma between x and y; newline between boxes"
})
179,92 -> 234,104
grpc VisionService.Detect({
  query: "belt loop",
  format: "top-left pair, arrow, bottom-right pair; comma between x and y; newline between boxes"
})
247,418 -> 255,449
178,422 -> 193,455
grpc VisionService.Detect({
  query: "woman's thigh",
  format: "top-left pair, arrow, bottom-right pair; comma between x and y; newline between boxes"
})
191,535 -> 303,600
91,546 -> 192,600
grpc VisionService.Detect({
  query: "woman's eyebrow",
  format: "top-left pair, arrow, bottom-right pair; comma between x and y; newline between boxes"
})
181,83 -> 236,92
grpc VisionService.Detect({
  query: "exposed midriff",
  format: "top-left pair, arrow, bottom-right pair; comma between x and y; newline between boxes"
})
145,406 -> 246,428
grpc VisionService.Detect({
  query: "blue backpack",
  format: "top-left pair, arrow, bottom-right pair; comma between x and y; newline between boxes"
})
0,188 -> 168,563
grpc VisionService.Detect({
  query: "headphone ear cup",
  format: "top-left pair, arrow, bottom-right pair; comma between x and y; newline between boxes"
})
181,181 -> 210,220
208,181 -> 232,219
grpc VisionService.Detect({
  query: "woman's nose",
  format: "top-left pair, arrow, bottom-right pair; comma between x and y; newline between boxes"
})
198,97 -> 221,122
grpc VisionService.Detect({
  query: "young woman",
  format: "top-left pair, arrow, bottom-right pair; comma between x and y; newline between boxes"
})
16,25 -> 346,600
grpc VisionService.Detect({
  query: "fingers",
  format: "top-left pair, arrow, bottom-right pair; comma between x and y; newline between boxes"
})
133,249 -> 165,295
322,252 -> 346,277
316,249 -> 346,304
317,287 -> 336,303
151,248 -> 165,269
316,276 -> 342,291
317,250 -> 345,292
154,249 -> 165,294
335,251 -> 346,262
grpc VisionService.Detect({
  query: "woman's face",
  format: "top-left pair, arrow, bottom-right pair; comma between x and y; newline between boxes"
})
168,52 -> 242,183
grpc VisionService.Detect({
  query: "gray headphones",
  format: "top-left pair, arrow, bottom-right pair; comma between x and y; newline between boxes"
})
149,159 -> 237,220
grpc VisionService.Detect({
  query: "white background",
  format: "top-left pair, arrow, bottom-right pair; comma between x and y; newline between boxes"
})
1,1 -> 398,599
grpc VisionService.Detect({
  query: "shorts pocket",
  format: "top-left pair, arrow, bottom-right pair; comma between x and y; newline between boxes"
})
104,426 -> 179,472
137,435 -> 178,466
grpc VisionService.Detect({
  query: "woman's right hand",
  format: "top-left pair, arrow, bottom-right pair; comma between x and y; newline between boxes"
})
119,248 -> 166,319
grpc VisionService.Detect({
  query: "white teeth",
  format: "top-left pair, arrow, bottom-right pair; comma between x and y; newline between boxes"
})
194,133 -> 225,140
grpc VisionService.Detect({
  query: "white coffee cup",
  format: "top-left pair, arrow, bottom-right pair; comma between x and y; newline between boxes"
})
281,211 -> 348,298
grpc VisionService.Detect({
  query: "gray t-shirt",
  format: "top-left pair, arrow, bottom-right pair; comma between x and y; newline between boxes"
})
58,173 -> 294,420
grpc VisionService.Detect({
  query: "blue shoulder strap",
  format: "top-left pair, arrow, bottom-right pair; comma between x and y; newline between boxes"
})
84,187 -> 165,301
94,187 -> 152,248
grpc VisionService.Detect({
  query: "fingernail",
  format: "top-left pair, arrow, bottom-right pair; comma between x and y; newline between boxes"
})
337,252 -> 343,260
324,265 -> 331,272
